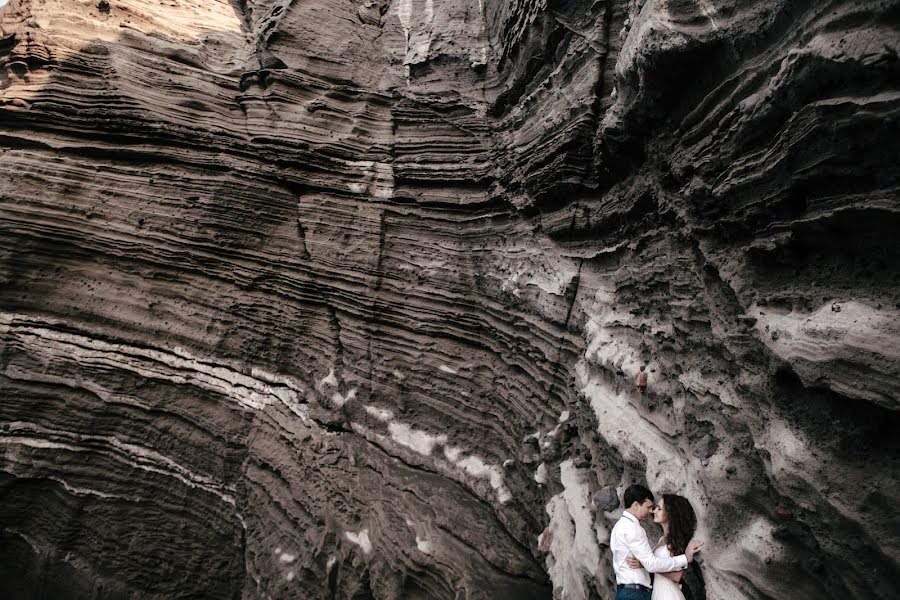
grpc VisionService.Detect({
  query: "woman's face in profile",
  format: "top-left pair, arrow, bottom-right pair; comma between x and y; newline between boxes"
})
653,498 -> 668,525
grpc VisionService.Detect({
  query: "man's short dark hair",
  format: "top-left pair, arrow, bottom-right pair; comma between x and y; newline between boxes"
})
624,484 -> 654,508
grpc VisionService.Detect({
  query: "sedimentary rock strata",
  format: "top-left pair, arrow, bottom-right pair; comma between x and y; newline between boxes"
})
0,0 -> 897,598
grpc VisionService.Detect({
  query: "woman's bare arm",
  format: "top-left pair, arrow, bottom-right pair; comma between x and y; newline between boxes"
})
625,553 -> 685,583
659,570 -> 684,583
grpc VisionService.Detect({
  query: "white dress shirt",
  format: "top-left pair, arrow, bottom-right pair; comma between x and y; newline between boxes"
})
610,511 -> 688,587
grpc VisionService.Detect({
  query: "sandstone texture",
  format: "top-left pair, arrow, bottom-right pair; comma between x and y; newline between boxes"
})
0,0 -> 898,599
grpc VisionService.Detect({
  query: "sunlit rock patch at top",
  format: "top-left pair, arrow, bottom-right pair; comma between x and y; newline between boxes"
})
0,0 -> 898,598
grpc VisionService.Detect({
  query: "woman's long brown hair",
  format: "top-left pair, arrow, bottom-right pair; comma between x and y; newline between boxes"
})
662,494 -> 697,556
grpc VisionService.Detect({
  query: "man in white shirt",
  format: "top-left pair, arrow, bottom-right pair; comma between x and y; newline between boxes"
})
610,484 -> 702,600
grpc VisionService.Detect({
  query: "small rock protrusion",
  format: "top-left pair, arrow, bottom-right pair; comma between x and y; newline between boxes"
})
831,302 -> 842,313
593,486 -> 620,512
540,436 -> 561,462
772,519 -> 817,550
521,436 -> 540,464
538,527 -> 553,553
774,505 -> 794,521
259,51 -> 287,70
635,365 -> 648,394
691,434 -> 719,460
534,462 -> 549,485
573,453 -> 592,469
98,0 -> 110,13
736,314 -> 757,326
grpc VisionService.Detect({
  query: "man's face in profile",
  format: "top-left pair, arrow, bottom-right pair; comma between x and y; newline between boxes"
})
637,498 -> 654,520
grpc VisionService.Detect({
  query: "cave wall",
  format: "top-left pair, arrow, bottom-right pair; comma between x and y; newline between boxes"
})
0,0 -> 897,598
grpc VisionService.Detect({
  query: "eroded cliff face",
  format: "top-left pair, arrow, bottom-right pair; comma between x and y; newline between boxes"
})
0,0 -> 897,598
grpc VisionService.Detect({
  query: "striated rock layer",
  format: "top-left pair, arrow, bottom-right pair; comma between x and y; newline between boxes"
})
0,0 -> 897,598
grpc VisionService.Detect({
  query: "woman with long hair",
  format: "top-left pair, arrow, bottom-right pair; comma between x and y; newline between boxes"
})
626,494 -> 698,600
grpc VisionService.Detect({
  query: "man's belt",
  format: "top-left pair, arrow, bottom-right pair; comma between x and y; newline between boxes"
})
617,583 -> 651,592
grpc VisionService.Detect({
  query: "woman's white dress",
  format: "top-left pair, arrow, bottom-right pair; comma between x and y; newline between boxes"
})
651,542 -> 686,600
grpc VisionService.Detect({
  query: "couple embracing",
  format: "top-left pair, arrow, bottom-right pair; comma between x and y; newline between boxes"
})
610,484 -> 703,600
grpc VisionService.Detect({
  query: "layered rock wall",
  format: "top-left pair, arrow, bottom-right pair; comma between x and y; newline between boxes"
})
1,0 -> 897,598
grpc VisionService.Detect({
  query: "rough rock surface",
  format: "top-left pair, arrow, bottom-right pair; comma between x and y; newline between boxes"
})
0,0 -> 898,598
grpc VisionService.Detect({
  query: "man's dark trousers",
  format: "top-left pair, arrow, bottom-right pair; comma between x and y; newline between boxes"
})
615,585 -> 651,600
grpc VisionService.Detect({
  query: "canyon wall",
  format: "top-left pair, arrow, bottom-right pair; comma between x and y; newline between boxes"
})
1,0 -> 897,598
